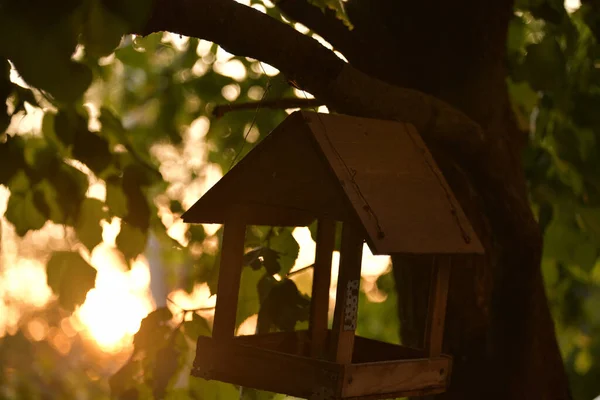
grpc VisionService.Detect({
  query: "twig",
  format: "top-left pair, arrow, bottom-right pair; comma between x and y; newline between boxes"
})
167,296 -> 215,314
213,97 -> 324,118
286,264 -> 314,277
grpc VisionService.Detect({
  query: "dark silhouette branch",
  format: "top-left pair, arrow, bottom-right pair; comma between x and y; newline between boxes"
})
140,0 -> 485,160
212,98 -> 324,118
275,0 -> 360,57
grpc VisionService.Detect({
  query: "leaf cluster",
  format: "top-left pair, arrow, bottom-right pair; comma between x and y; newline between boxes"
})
509,1 -> 600,396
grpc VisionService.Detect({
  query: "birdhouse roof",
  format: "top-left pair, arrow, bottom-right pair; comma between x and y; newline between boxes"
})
182,111 -> 483,255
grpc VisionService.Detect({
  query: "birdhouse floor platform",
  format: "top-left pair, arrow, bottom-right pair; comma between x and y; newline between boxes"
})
191,330 -> 451,400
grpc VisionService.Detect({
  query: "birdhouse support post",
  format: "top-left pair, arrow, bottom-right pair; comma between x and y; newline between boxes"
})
309,218 -> 336,358
330,222 -> 364,364
423,255 -> 451,357
212,208 -> 247,340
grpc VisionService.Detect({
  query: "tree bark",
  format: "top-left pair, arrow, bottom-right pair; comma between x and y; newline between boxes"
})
141,0 -> 571,398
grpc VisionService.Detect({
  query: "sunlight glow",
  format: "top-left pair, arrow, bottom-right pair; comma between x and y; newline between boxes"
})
565,0 -> 581,12
290,227 -> 391,305
214,59 -> 247,82
76,248 -> 154,353
168,283 -> 216,322
237,314 -> 258,336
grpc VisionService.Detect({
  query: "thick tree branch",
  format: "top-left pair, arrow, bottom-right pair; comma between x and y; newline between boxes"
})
275,0 -> 360,57
212,98 -> 323,118
140,2 -> 542,263
141,0 -> 485,160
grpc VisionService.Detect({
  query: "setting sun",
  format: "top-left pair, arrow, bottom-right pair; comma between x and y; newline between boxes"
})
76,247 -> 154,353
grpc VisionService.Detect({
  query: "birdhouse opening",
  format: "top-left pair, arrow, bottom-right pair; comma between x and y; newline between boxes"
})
191,212 -> 453,399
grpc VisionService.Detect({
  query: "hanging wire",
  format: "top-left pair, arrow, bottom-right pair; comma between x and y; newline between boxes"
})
301,91 -> 387,239
227,62 -> 272,171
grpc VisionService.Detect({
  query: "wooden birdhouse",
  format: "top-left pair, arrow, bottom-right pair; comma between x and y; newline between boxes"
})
182,111 -> 483,399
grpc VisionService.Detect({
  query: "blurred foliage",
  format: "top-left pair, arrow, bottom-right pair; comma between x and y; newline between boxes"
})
509,1 -> 600,398
0,0 -> 598,399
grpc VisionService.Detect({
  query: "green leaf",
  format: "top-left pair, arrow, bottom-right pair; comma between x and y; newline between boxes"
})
46,251 -> 97,311
236,266 -> 264,327
75,198 -> 107,251
0,135 -> 26,186
189,379 -> 239,400
307,0 -> 353,29
33,180 -> 66,223
134,307 -> 173,351
116,221 -> 147,261
0,4 -> 92,103
268,228 -> 299,276
106,175 -> 129,217
153,339 -> 181,399
523,36 -> 566,92
47,163 -> 89,221
188,225 -> 206,244
55,109 -> 113,174
122,165 -> 152,230
81,0 -> 128,58
5,191 -> 46,236
243,247 -> 281,275
109,359 -> 141,399
256,279 -> 310,333
0,58 -> 11,133
53,110 -> 78,147
183,313 -> 211,339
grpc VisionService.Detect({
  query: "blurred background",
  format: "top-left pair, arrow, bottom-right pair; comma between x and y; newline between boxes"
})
1,0 -> 600,399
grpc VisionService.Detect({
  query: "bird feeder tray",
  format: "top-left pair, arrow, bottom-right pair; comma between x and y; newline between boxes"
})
183,111 -> 483,399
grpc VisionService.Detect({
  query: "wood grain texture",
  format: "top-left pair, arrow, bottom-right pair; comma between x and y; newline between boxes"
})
182,111 -> 483,256
310,218 -> 336,358
423,255 -> 452,357
341,357 -> 451,398
304,112 -> 483,255
330,223 -> 364,364
212,208 -> 247,339
192,335 -> 343,399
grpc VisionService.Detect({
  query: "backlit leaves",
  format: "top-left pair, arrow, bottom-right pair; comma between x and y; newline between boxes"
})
134,307 -> 173,352
183,314 -> 211,339
116,221 -> 147,261
81,0 -> 129,58
256,278 -> 310,333
307,0 -> 353,29
5,189 -> 47,236
46,251 -> 97,311
75,198 -> 107,252
510,1 -> 600,395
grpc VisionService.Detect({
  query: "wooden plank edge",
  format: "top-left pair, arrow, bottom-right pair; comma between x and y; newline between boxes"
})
192,336 -> 343,399
341,356 -> 451,398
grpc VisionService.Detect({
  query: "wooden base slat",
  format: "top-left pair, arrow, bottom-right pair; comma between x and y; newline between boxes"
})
192,335 -> 451,400
193,336 -> 343,399
341,357 -> 451,398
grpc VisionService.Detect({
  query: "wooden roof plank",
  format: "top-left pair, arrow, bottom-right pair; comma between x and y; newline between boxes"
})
182,111 -> 484,256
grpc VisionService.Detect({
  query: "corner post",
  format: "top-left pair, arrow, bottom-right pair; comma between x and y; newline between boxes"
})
309,218 -> 336,358
330,222 -> 363,364
212,207 -> 247,340
423,255 -> 451,357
